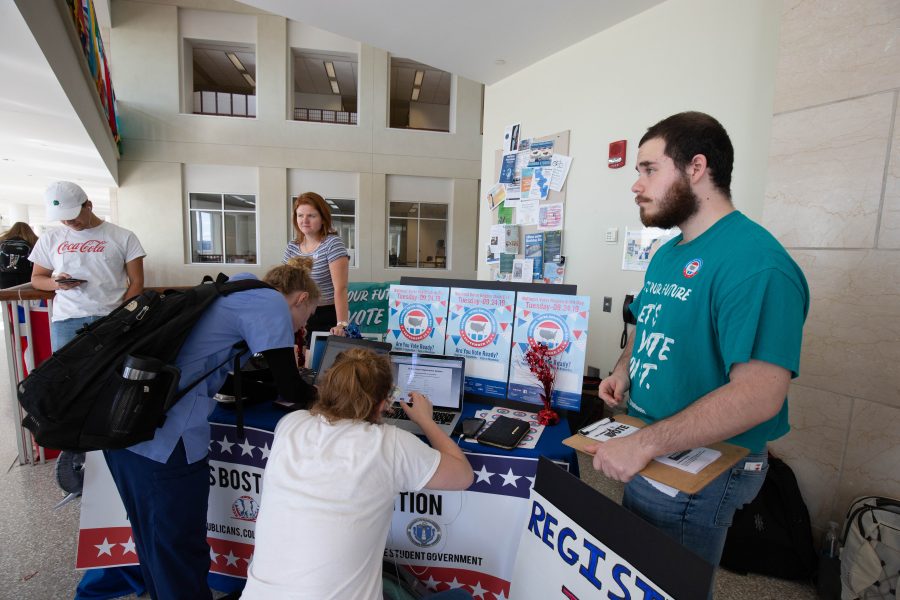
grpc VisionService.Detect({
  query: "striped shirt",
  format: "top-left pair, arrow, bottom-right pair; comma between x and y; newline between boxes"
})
282,234 -> 349,304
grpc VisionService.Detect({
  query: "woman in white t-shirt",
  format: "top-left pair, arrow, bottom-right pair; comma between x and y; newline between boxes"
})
243,349 -> 474,600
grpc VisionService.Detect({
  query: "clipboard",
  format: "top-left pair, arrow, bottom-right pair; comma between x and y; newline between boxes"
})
564,414 -> 749,494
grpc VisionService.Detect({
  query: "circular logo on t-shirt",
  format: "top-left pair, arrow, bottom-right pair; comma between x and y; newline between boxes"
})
683,258 -> 703,278
459,309 -> 497,348
527,315 -> 570,356
399,304 -> 433,342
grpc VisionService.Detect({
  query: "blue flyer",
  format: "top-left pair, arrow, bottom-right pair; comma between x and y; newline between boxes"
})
508,293 -> 591,410
499,152 -> 517,184
524,233 -> 543,281
527,140 -> 554,167
444,288 -> 516,399
385,285 -> 450,354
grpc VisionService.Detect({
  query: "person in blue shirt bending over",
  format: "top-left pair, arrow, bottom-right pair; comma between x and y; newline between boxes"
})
588,112 -> 809,570
102,257 -> 320,600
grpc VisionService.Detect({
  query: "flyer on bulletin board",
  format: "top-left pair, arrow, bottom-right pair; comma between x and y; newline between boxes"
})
385,285 -> 450,354
508,293 -> 590,411
444,288 -> 516,399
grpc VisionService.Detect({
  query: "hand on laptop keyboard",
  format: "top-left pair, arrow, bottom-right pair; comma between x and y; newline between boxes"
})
397,391 -> 433,426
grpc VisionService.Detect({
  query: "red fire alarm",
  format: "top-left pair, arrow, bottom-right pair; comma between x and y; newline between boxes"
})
608,140 -> 627,169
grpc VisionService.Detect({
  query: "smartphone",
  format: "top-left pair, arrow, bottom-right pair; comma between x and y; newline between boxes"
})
56,278 -> 87,284
461,417 -> 486,438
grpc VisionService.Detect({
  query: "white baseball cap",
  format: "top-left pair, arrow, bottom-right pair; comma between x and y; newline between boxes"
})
45,181 -> 88,221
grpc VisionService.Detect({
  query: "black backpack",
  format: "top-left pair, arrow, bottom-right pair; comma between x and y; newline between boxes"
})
18,274 -> 273,452
0,238 -> 32,274
719,454 -> 819,580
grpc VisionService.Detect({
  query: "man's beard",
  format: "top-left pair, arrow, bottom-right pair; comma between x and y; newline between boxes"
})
638,173 -> 699,229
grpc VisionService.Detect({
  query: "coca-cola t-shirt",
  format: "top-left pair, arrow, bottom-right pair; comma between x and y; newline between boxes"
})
29,221 -> 146,321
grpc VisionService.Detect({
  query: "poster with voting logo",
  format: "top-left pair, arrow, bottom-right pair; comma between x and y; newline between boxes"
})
386,285 -> 450,354
445,288 -> 515,399
508,292 -> 590,411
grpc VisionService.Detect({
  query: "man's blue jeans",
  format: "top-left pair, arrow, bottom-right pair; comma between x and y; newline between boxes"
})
50,316 -> 99,351
622,451 -> 768,566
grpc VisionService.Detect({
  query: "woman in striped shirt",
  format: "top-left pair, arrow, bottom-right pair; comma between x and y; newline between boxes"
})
283,192 -> 350,344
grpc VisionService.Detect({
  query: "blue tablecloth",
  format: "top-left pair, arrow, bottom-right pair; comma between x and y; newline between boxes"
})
210,400 -> 577,472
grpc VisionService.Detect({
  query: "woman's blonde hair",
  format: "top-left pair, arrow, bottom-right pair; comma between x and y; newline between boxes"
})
311,348 -> 393,423
263,256 -> 321,302
291,192 -> 337,243
0,222 -> 38,246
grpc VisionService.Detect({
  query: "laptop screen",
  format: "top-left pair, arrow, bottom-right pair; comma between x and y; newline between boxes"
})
308,331 -> 331,371
390,353 -> 465,410
315,336 -> 392,384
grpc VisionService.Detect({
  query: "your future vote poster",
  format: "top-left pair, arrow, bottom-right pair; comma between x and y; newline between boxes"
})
445,288 -> 515,399
386,285 -> 450,354
508,292 -> 590,410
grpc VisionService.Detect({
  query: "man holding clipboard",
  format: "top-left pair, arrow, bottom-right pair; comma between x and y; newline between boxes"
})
588,113 -> 809,569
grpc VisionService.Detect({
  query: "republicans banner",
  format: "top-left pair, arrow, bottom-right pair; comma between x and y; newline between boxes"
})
387,452 -> 569,600
385,285 -> 450,354
511,459 -> 713,600
444,288 -> 515,399
77,422 -> 272,580
508,293 -> 590,411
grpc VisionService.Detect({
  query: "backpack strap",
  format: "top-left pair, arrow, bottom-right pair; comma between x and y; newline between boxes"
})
167,342 -> 249,408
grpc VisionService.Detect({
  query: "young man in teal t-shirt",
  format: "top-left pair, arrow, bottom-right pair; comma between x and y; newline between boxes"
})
588,112 -> 809,568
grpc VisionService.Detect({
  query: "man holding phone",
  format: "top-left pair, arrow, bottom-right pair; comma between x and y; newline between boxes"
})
31,181 -> 145,348
30,181 -> 147,597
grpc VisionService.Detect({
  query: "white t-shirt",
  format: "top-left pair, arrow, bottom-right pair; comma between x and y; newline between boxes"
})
242,411 -> 441,600
29,221 -> 145,321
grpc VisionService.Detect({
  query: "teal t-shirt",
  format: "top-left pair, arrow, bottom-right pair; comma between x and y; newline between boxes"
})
627,211 -> 809,452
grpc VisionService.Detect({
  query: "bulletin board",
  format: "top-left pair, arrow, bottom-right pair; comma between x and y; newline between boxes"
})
487,129 -> 571,284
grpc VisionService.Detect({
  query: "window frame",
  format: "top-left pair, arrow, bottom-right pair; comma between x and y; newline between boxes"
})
386,199 -> 450,269
187,192 -> 259,266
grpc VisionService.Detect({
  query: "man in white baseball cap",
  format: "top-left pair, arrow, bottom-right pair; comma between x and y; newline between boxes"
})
44,180 -> 89,221
29,180 -> 149,597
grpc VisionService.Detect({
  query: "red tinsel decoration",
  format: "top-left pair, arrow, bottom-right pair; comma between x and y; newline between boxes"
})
525,339 -> 560,426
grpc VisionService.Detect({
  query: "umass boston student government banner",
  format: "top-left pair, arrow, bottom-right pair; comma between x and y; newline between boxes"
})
511,458 -> 714,599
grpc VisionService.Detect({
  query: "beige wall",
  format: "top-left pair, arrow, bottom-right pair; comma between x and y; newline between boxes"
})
763,0 -> 900,535
111,0 -> 481,287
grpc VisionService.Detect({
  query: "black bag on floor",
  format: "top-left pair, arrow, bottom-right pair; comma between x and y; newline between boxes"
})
719,454 -> 819,580
18,274 -> 272,452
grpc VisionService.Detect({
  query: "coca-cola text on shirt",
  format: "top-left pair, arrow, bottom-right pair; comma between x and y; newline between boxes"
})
57,240 -> 108,254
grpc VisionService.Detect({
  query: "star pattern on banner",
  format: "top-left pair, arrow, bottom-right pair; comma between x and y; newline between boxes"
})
500,468 -> 521,487
217,435 -> 234,454
120,537 -> 136,555
208,424 -> 273,470
94,538 -> 114,556
238,438 -> 255,457
474,465 -> 494,484
77,527 -> 142,568
465,453 -> 540,500
207,538 -> 256,578
404,566 -> 510,600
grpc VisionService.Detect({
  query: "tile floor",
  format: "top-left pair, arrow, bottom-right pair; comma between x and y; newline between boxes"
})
0,333 -> 818,599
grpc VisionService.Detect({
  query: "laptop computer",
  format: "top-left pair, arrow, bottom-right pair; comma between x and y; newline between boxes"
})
307,335 -> 392,385
383,352 -> 466,435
